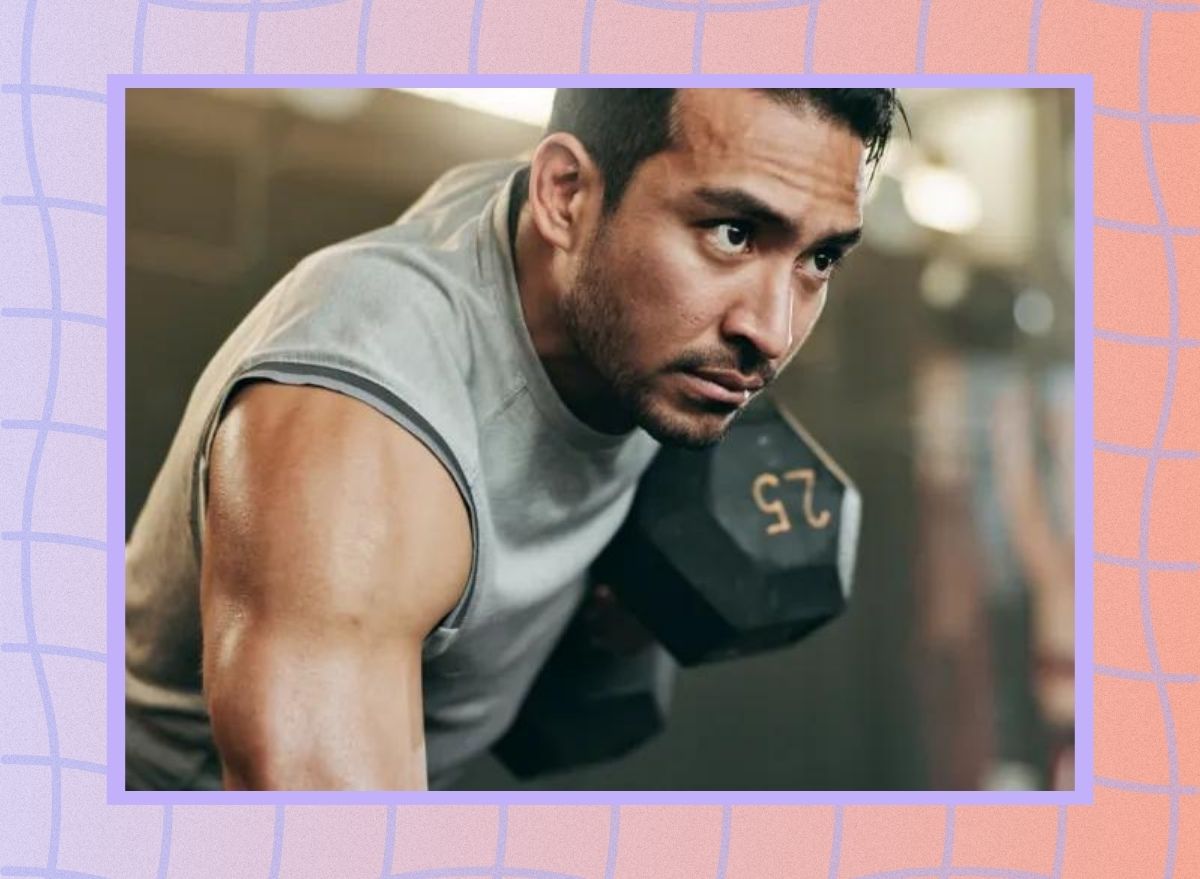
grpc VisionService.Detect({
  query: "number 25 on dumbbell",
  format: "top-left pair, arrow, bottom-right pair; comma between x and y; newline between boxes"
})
599,397 -> 862,666
752,467 -> 832,535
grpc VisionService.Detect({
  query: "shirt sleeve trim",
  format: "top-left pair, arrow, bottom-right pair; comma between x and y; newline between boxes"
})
191,358 -> 479,636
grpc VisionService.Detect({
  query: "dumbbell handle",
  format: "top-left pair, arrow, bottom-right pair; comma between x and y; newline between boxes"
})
577,583 -> 656,656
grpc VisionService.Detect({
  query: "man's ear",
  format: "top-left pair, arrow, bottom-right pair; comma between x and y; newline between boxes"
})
526,133 -> 604,253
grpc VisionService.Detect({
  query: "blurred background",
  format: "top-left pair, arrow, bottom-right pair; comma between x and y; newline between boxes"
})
126,88 -> 1075,791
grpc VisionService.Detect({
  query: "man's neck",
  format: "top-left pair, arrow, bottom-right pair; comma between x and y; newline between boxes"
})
509,198 -> 634,435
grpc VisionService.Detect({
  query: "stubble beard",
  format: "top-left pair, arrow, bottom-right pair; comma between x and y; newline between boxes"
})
562,236 -> 737,450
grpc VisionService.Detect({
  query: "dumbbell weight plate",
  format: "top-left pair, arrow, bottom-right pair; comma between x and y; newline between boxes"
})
492,612 -> 676,779
594,397 -> 860,665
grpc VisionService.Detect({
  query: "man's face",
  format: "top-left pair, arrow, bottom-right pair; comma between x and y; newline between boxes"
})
562,89 -> 868,448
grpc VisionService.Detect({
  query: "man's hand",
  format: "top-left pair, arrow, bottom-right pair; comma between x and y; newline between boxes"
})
199,381 -> 471,790
578,584 -> 655,656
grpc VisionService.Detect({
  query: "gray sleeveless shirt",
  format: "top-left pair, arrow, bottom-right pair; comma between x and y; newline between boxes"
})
125,159 -> 660,790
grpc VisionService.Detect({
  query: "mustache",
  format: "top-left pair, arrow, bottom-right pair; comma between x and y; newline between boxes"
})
666,348 -> 778,385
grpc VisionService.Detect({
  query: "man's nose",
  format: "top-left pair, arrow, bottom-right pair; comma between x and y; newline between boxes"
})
721,267 -> 795,364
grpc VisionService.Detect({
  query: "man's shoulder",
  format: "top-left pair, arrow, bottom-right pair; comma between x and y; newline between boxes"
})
213,160 -> 526,483
262,237 -> 481,403
398,158 -> 525,227
273,231 -> 483,371
292,234 -> 464,311
284,159 -> 522,331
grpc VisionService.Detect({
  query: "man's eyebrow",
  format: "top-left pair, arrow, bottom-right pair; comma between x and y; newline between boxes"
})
692,187 -> 862,250
694,187 -> 798,238
813,226 -> 863,252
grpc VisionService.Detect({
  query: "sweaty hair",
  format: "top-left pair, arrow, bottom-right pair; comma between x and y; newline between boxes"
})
542,88 -> 905,214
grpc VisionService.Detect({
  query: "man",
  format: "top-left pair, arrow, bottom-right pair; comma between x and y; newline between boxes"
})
125,88 -> 900,790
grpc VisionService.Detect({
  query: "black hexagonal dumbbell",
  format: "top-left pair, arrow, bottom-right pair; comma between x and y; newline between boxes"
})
594,395 -> 861,666
493,397 -> 860,778
493,585 -> 676,780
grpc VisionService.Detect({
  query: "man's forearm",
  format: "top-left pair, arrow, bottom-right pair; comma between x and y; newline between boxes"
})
214,703 -> 429,792
206,635 -> 430,791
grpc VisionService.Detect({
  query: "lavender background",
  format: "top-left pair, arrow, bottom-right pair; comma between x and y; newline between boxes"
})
1,0 -> 1195,877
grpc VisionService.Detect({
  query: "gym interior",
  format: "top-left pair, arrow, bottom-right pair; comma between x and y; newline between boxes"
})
125,87 -> 1076,791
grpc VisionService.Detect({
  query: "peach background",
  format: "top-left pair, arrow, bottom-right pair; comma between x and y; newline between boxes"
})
1,0 -> 1197,876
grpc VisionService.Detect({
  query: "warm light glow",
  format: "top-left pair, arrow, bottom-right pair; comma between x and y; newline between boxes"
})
919,257 -> 970,309
902,164 -> 982,234
280,89 -> 371,121
397,89 -> 555,128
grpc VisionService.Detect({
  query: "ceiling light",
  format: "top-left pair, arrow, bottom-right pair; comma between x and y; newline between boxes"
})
397,89 -> 554,128
902,164 -> 982,234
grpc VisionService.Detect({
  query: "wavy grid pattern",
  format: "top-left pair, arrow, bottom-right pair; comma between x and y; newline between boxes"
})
0,0 -> 1196,876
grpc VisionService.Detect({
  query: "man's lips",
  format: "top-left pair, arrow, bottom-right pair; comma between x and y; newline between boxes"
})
678,368 -> 766,406
689,367 -> 766,394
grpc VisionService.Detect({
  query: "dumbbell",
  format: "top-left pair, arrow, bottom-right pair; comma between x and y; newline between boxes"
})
598,395 -> 861,664
493,396 -> 861,777
492,585 -> 676,780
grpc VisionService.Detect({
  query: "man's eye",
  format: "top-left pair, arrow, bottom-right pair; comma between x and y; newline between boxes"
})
801,249 -> 844,280
709,221 -> 754,255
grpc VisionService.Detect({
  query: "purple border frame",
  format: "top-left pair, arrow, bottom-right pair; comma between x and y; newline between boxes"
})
106,72 -> 1095,807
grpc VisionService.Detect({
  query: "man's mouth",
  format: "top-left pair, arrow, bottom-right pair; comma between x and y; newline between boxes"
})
690,367 -> 766,394
677,368 -> 765,407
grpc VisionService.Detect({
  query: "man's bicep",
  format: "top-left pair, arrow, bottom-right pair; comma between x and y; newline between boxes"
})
198,382 -> 472,789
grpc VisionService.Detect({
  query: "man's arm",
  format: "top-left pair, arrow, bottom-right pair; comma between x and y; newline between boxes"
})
199,382 -> 472,790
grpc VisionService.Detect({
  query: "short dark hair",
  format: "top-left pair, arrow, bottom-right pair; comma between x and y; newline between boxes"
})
544,88 -> 905,214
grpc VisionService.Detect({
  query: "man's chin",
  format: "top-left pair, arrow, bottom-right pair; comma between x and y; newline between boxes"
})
636,397 -> 739,449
